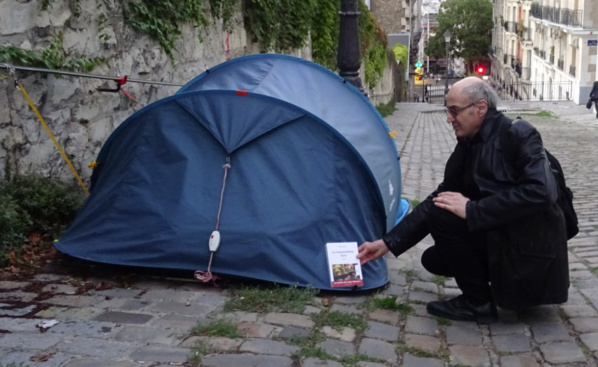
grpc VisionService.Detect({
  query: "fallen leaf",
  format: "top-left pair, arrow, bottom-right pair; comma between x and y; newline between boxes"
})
30,352 -> 54,362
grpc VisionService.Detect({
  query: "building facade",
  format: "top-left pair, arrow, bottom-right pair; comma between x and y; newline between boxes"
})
492,0 -> 598,104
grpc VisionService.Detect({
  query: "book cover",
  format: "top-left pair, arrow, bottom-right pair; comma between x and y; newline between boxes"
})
325,242 -> 364,288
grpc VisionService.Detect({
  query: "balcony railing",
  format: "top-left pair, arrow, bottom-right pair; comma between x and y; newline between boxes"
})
557,59 -> 564,70
530,2 -> 583,27
569,65 -> 576,77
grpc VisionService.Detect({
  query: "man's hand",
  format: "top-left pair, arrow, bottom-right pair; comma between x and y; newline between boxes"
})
357,239 -> 389,266
433,191 -> 470,218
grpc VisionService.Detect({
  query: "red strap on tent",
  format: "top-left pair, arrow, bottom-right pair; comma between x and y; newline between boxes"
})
225,32 -> 231,61
195,157 -> 231,283
118,76 -> 145,107
97,76 -> 144,107
236,90 -> 248,96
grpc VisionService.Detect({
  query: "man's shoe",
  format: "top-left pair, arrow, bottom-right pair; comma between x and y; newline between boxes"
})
426,295 -> 498,324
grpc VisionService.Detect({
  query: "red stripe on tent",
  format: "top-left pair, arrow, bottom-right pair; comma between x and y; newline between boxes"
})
236,90 -> 248,96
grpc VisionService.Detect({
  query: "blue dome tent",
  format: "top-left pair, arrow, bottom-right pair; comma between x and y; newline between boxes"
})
55,54 -> 409,290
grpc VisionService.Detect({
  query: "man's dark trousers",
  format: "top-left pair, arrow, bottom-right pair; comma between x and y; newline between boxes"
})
421,205 -> 492,305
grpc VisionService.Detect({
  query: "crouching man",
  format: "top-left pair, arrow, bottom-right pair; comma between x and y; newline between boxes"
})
357,77 -> 569,323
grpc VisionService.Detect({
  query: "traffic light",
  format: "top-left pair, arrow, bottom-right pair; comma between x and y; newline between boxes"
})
476,66 -> 485,75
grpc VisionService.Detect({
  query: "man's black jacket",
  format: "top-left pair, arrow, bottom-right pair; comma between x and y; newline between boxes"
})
383,109 -> 569,310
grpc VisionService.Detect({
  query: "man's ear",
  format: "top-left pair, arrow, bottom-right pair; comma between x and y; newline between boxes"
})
478,99 -> 489,116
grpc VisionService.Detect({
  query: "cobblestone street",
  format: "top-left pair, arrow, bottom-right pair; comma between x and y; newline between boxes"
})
2,101 -> 598,367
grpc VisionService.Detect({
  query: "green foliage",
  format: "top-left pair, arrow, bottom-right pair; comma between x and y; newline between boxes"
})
187,341 -> 209,366
393,44 -> 408,67
430,275 -> 448,287
244,0 -> 318,53
124,0 -> 209,62
0,32 -> 105,72
41,0 -> 55,10
396,342 -> 449,359
434,315 -> 452,326
425,0 -> 492,67
358,0 -> 388,88
224,284 -> 317,313
376,100 -> 397,117
0,174 -> 84,267
371,295 -> 414,315
311,0 -> 340,70
338,354 -> 384,367
189,319 -> 240,338
209,0 -> 239,32
311,309 -> 367,333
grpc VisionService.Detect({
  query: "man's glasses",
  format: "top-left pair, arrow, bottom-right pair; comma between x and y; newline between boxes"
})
445,102 -> 475,118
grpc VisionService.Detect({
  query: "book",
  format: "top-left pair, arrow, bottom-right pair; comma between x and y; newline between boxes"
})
325,242 -> 364,288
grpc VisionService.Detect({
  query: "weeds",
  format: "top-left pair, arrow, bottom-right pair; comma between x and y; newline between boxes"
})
410,199 -> 421,208
376,100 -> 397,117
223,284 -> 317,314
396,342 -> 449,360
430,275 -> 448,287
189,319 -> 240,338
0,174 -> 84,267
187,341 -> 209,366
400,268 -> 419,281
370,295 -> 414,316
311,309 -> 367,333
434,316 -> 452,326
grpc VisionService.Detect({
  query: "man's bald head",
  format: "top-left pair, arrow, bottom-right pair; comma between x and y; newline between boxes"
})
448,77 -> 499,109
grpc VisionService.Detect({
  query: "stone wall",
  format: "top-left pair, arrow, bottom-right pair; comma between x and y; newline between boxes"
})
371,0 -> 410,34
0,0 -> 395,185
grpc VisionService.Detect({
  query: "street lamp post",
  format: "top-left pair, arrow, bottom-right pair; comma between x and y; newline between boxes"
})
338,0 -> 366,96
443,30 -> 452,105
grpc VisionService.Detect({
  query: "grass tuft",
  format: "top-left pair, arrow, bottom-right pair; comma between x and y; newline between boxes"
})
224,284 -> 317,314
189,319 -> 240,338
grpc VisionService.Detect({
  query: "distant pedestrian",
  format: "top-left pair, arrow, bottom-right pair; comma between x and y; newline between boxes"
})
357,77 -> 569,324
586,81 -> 598,118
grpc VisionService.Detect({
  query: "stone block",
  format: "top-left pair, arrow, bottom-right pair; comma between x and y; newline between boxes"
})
92,311 -> 152,324
530,322 -> 573,343
358,338 -> 397,363
321,326 -> 356,342
404,315 -> 440,336
445,323 -> 483,345
405,333 -> 441,352
316,339 -> 355,358
264,312 -> 314,328
365,321 -> 400,341
368,309 -> 400,325
491,333 -> 531,353
499,354 -> 541,367
448,345 -> 490,367
239,338 -> 299,356
570,317 -> 598,333
539,341 -> 587,364
201,354 -> 293,367
401,353 -> 444,367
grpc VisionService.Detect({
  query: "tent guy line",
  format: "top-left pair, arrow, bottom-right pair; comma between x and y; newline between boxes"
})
0,63 -> 185,87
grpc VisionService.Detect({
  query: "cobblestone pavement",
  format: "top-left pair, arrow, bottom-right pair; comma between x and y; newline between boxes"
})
2,101 -> 598,367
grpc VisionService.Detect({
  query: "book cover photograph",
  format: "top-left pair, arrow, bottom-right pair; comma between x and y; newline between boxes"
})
326,242 -> 364,287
